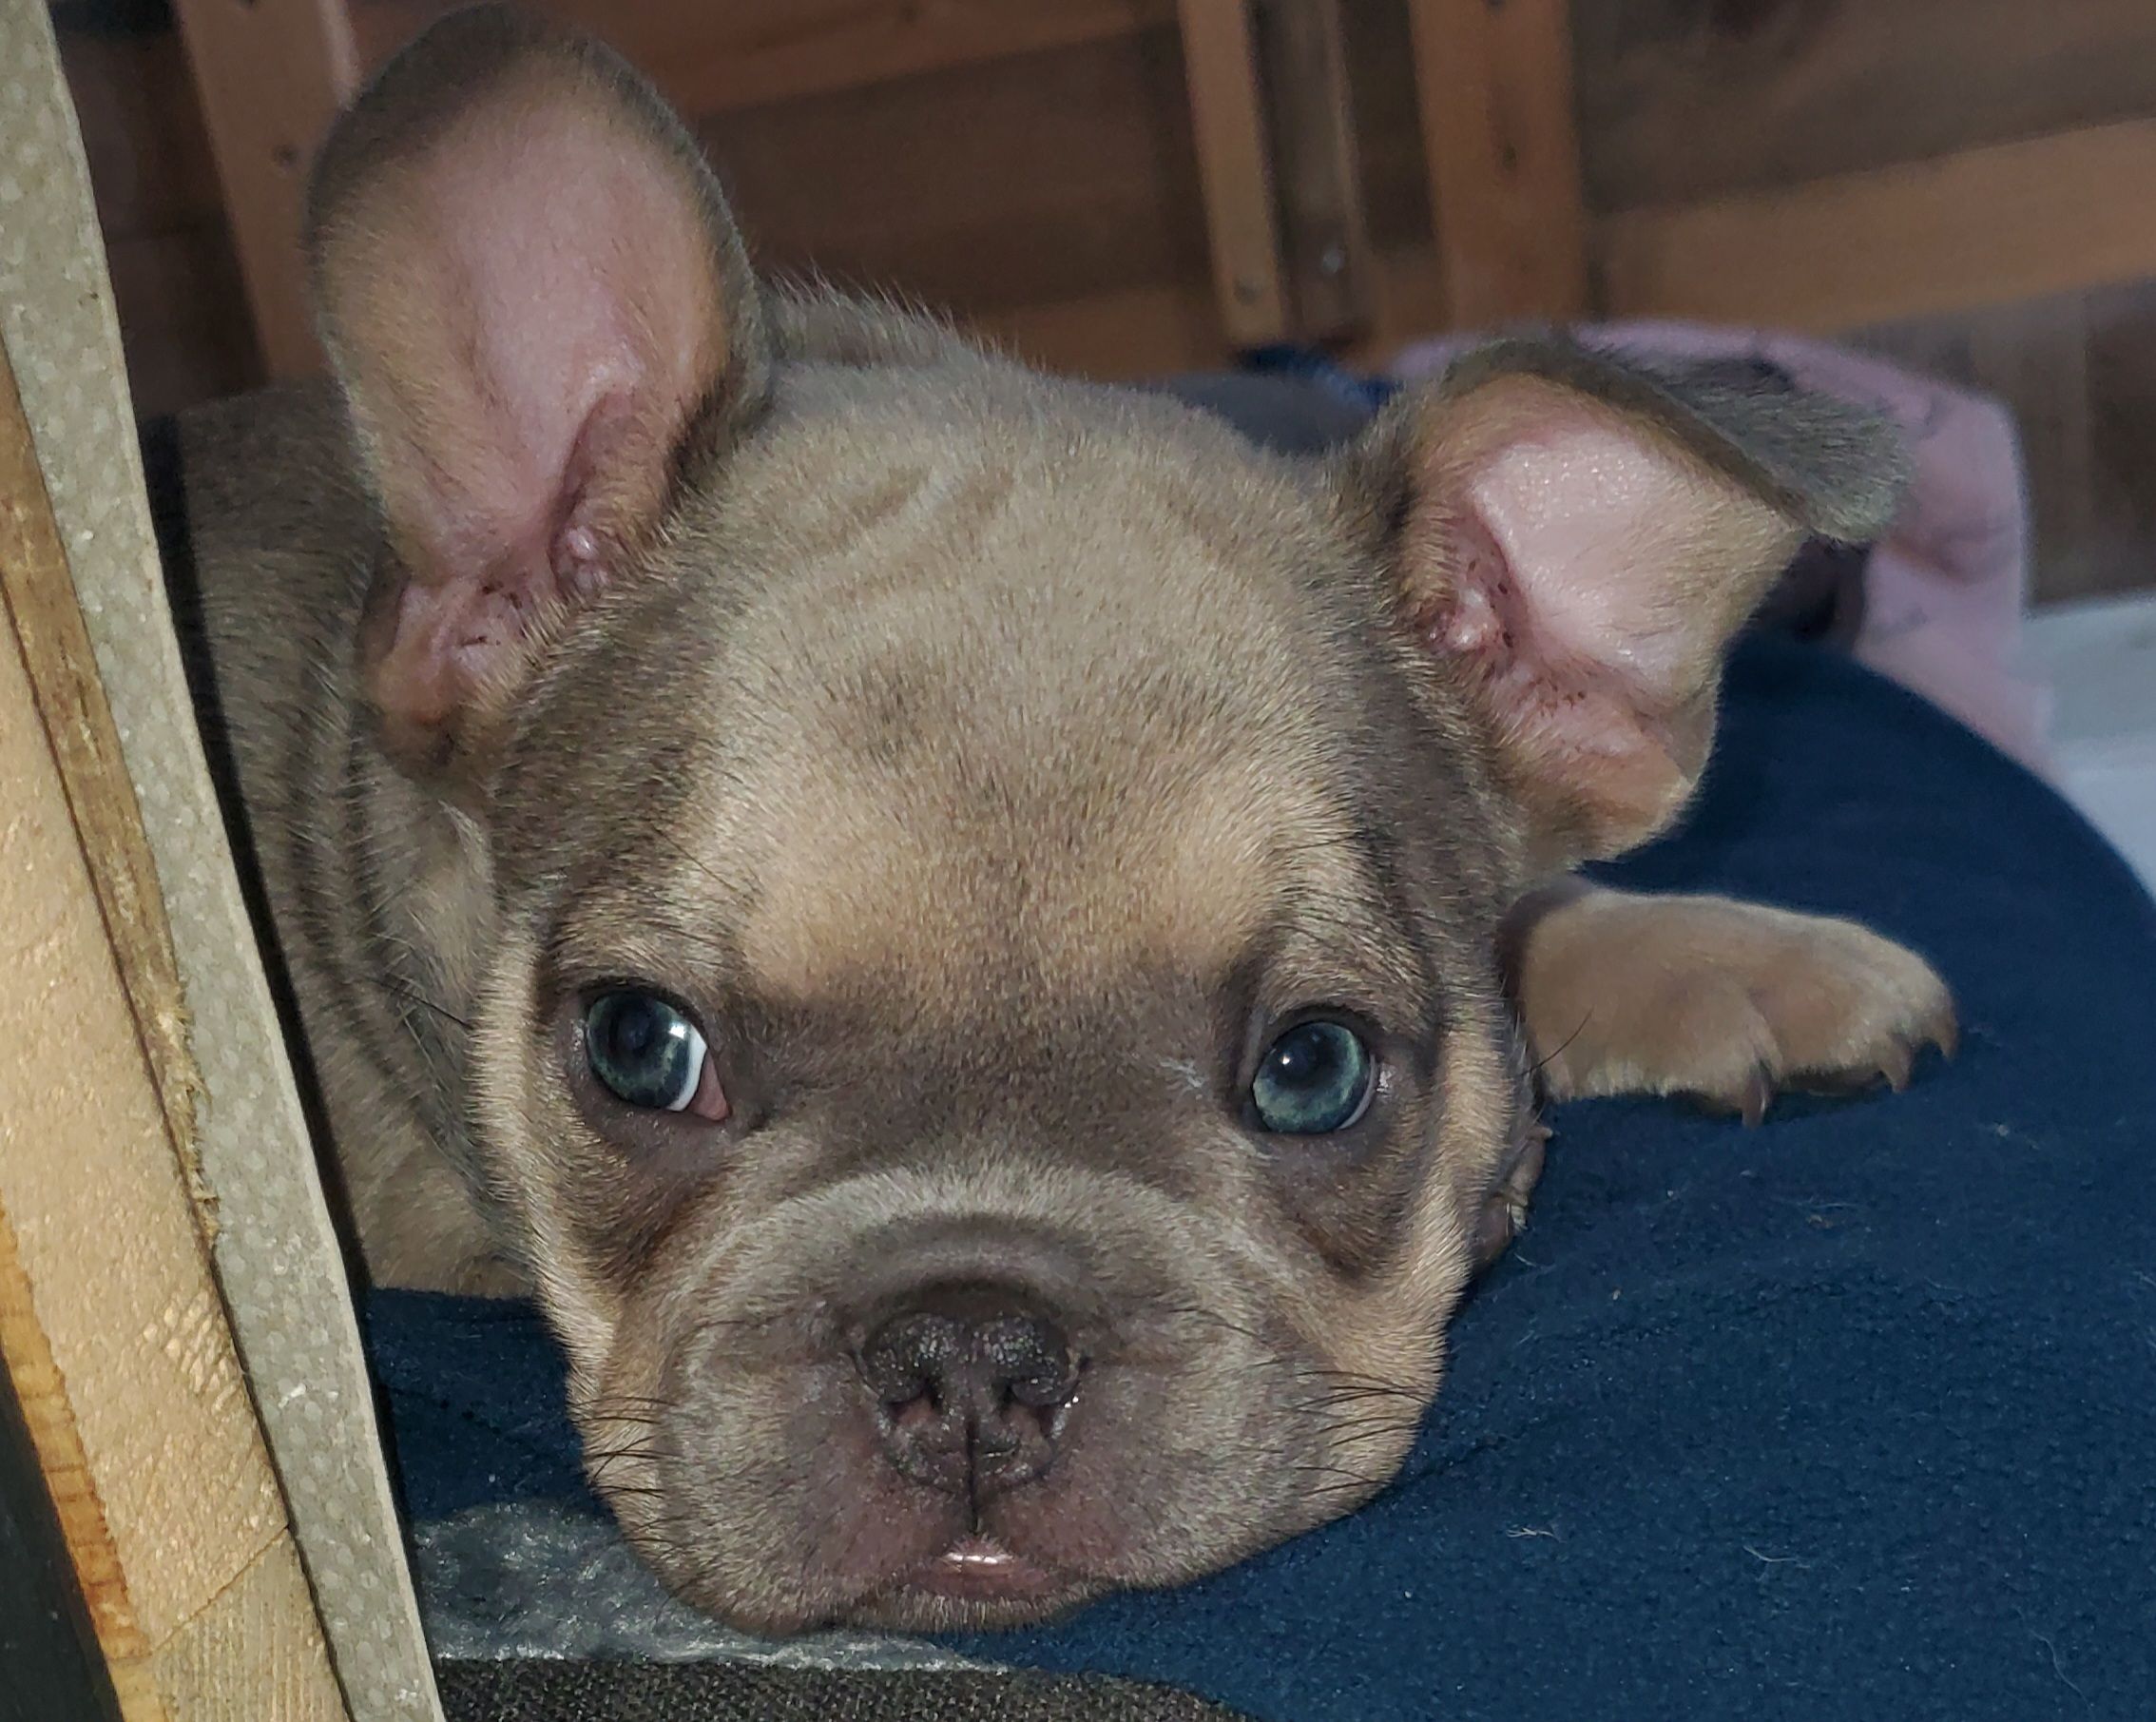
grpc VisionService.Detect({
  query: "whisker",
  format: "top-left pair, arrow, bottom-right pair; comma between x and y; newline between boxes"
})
1524,1011 -> 1590,1085
368,973 -> 472,1032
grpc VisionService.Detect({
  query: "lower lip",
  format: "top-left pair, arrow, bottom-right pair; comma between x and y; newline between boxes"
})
904,1535 -> 1064,1603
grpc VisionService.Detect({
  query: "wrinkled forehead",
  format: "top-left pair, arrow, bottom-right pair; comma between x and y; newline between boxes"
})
721,683 -> 1358,1016
722,484 -> 1369,1009
546,392 -> 1407,1018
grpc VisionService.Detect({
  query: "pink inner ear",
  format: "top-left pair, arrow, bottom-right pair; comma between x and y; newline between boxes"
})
1418,425 -> 1718,777
1406,401 -> 1796,854
329,81 -> 728,743
1455,428 -> 1721,689
386,122 -> 712,591
365,394 -> 625,734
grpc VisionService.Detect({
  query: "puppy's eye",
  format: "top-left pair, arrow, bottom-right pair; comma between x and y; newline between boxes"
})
1251,1019 -> 1374,1134
583,991 -> 727,1121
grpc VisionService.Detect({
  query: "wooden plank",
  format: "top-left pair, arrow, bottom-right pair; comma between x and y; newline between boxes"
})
168,0 -> 358,379
981,240 -> 1449,379
1575,0 -> 2156,213
0,1212 -> 166,1722
1861,294 -> 2099,603
1176,0 -> 1289,346
1599,118 -> 2156,336
57,25 -> 227,242
103,227 -> 263,418
0,355 -> 205,1216
0,341 -> 349,1720
0,1361 -> 126,1722
149,1537 -> 350,1722
1854,281 -> 2156,605
1405,0 -> 1589,325
62,6 -> 1425,405
1338,0 -> 1443,252
352,0 -> 1174,108
697,27 -> 1210,320
2080,280 -> 2156,600
1254,0 -> 1373,340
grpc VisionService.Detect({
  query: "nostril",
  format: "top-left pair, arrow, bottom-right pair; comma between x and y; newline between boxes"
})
858,1295 -> 1081,1405
977,1315 -> 1079,1409
858,1310 -> 968,1408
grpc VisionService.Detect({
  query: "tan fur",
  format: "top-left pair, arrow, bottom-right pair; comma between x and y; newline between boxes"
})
168,4 -> 1953,1636
1508,882 -> 1957,1122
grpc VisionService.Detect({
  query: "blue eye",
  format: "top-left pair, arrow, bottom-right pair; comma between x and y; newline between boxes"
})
1251,1020 -> 1375,1134
584,991 -> 712,1113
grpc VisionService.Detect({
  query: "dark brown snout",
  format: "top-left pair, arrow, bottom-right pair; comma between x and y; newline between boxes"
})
857,1284 -> 1082,1499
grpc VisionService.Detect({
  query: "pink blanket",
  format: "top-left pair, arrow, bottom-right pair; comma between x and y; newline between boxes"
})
1389,322 -> 2052,776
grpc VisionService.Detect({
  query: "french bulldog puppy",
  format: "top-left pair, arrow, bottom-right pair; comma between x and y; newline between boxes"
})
173,7 -> 1954,1633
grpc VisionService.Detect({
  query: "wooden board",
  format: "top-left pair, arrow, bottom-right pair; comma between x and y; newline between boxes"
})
0,345 -> 204,1225
1176,0 -> 1289,344
50,0 -> 2156,616
1257,0 -> 1375,340
1858,278 -> 2156,605
59,23 -> 228,241
102,227 -> 261,419
696,28 -> 1213,322
168,0 -> 358,378
1575,0 -> 2156,212
1406,0 -> 1588,324
1600,118 -> 2156,336
0,339 -> 349,1721
350,0 -> 1175,109
0,1357 -> 124,1722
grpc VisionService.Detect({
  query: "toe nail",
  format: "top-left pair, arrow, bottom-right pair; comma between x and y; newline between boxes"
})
1740,1067 -> 1773,1128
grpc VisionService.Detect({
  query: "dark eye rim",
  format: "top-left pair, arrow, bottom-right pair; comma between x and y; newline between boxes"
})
561,979 -> 736,1132
582,987 -> 705,1104
1241,1006 -> 1387,1138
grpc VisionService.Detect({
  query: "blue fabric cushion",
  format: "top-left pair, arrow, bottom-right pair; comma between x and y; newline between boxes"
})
366,634 -> 2156,1719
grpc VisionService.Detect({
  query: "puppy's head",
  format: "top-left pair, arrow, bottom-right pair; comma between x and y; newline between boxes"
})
310,7 -> 1906,1632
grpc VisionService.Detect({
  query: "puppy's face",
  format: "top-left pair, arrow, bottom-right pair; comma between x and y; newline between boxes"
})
474,377 -> 1527,1629
310,9 -> 1905,1632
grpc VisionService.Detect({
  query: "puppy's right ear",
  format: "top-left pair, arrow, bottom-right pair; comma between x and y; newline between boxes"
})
1349,339 -> 1906,872
307,5 -> 768,785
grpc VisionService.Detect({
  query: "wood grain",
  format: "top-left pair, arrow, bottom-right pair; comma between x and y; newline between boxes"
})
168,0 -> 358,378
0,1210 -> 166,1722
1575,0 -> 2156,212
0,340 -> 348,1719
351,0 -> 1175,109
0,344 -> 206,1225
1600,118 -> 2156,335
1257,0 -> 1374,339
1176,0 -> 1289,345
1406,0 -> 1588,324
1853,279 -> 2156,605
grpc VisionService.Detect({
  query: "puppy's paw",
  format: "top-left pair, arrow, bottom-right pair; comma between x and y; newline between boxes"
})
1509,887 -> 1956,1123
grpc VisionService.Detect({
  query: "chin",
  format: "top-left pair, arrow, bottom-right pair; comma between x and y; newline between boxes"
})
648,1525 -> 1121,1637
845,1536 -> 1108,1632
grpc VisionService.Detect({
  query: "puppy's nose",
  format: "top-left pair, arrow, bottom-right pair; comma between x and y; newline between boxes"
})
857,1285 -> 1080,1499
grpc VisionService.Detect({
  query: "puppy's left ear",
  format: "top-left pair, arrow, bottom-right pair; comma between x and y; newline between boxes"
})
1352,339 -> 1908,867
306,5 -> 769,787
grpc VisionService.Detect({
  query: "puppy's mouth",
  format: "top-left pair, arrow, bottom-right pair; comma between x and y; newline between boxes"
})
901,1533 -> 1067,1607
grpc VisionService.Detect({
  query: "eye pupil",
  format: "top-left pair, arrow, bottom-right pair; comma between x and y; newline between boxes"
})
585,991 -> 708,1113
1251,1019 -> 1374,1135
